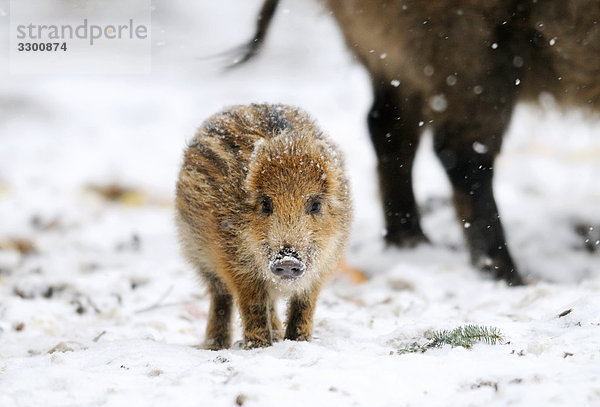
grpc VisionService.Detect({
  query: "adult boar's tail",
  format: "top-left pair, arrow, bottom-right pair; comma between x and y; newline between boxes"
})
225,0 -> 280,68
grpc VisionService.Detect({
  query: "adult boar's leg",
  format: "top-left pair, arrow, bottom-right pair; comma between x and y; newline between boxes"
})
368,81 -> 427,246
433,97 -> 524,286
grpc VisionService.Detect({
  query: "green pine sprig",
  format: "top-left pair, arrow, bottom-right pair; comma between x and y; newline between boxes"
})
398,325 -> 504,354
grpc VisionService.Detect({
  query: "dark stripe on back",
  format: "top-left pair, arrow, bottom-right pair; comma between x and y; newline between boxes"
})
265,105 -> 292,134
191,142 -> 229,176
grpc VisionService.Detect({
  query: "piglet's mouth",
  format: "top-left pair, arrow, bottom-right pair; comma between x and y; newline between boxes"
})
269,250 -> 306,279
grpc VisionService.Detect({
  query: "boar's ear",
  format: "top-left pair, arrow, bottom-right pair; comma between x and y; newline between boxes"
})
314,137 -> 342,162
244,138 -> 269,192
312,138 -> 349,206
313,138 -> 345,176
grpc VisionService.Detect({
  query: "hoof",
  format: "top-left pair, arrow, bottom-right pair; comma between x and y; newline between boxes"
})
242,336 -> 272,349
385,230 -> 430,248
197,338 -> 230,351
500,270 -> 526,287
475,256 -> 526,287
243,340 -> 272,349
284,333 -> 311,342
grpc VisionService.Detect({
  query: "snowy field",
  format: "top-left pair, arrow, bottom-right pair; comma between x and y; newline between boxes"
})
1,1 -> 599,406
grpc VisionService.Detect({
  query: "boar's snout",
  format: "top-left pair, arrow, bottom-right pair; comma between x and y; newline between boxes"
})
270,250 -> 306,279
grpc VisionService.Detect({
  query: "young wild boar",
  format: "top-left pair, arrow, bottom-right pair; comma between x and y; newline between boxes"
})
234,0 -> 600,286
176,104 -> 351,349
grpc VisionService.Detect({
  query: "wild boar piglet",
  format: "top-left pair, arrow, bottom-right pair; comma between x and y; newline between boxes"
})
176,103 -> 352,349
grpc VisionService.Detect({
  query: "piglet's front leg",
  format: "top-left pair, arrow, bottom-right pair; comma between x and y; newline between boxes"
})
285,285 -> 321,341
237,283 -> 274,349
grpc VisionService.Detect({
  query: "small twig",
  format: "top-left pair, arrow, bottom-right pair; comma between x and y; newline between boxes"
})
93,331 -> 106,342
558,308 -> 573,318
135,285 -> 174,314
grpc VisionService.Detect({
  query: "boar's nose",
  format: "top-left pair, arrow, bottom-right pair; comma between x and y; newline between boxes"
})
270,257 -> 306,279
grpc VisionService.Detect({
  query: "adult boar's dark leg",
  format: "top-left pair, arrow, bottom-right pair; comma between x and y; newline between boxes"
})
433,102 -> 524,286
368,81 -> 427,246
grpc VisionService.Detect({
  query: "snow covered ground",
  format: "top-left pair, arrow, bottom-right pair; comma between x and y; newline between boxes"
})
1,1 -> 599,406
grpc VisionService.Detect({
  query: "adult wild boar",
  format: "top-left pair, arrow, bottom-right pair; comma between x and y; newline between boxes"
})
233,0 -> 600,285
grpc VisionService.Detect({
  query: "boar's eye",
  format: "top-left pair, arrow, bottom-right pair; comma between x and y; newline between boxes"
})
261,197 -> 273,215
307,199 -> 322,215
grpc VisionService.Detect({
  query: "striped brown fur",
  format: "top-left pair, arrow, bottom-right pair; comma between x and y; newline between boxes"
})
176,103 -> 352,349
